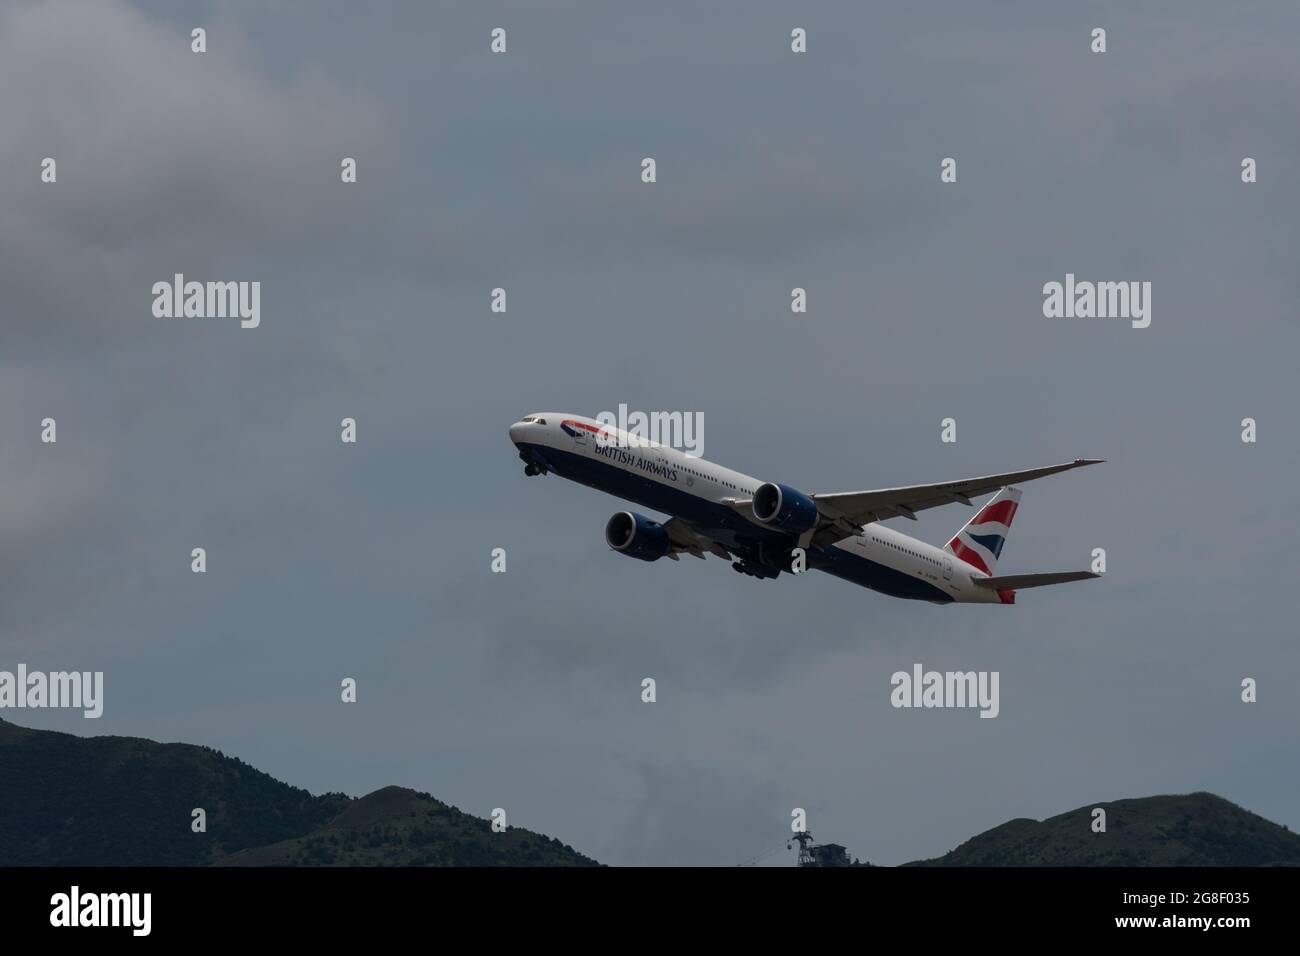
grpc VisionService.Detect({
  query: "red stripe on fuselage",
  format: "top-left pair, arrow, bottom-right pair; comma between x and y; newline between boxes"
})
562,419 -> 603,434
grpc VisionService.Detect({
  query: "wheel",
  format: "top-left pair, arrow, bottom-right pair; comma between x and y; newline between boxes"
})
524,464 -> 539,477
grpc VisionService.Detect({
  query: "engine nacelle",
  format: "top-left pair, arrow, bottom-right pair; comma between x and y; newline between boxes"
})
751,482 -> 819,534
605,511 -> 670,562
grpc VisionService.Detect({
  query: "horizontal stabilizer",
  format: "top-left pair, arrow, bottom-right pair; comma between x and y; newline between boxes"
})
972,571 -> 1100,590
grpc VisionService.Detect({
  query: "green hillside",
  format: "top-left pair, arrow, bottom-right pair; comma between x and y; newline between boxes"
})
220,785 -> 598,867
0,718 -> 595,867
0,717 -> 348,865
906,793 -> 1300,866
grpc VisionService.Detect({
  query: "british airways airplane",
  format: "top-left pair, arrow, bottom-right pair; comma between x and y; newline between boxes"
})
509,414 -> 1102,605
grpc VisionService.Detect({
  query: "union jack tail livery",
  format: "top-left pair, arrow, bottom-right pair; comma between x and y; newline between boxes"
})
945,487 -> 1020,575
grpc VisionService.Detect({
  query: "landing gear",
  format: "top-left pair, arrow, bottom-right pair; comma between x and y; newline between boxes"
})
732,560 -> 779,580
519,450 -> 548,477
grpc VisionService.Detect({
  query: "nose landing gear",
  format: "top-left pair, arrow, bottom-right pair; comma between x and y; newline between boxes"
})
519,451 -> 549,477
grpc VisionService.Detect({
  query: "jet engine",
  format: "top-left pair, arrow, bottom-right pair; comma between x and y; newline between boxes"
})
605,511 -> 671,562
751,482 -> 819,534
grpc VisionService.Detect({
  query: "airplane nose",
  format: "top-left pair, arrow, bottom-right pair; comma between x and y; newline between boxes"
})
509,422 -> 525,444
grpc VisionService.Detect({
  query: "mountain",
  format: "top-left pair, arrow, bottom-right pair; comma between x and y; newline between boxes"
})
7,717 -> 1294,868
0,718 -> 596,867
905,793 -> 1300,866
219,785 -> 596,867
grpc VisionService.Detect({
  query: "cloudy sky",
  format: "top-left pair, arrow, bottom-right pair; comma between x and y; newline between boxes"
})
3,0 -> 1297,866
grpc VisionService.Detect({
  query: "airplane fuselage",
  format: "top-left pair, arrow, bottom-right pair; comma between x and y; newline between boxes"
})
510,413 -> 1006,604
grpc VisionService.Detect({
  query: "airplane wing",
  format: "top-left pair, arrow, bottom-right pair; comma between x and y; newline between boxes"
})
725,458 -> 1103,547
662,518 -> 733,561
972,571 -> 1100,589
810,459 -> 1104,526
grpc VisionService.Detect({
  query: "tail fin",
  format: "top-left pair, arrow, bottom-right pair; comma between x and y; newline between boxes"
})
944,486 -> 1020,575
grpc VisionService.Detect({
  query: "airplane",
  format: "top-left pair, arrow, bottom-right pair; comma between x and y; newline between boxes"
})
509,413 -> 1102,605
